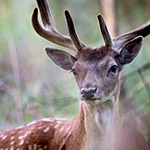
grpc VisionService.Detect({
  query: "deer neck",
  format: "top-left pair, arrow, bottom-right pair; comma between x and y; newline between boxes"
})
66,97 -> 116,150
81,98 -> 115,134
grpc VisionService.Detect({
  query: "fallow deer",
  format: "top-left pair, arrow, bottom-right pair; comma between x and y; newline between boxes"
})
0,0 -> 150,149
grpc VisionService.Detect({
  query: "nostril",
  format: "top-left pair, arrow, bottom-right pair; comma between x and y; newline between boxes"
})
90,87 -> 97,94
81,88 -> 85,95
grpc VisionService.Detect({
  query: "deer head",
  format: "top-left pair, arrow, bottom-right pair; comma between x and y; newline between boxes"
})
32,0 -> 150,105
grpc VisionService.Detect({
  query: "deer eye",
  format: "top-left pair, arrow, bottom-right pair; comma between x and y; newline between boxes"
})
108,65 -> 118,74
71,68 -> 77,76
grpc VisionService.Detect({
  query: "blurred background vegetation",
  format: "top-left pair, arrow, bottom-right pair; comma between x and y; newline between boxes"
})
0,0 -> 150,132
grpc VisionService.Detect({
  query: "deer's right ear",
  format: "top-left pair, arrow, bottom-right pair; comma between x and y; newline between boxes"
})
45,48 -> 77,70
117,36 -> 143,66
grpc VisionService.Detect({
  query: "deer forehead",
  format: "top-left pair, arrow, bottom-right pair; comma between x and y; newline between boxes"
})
74,46 -> 118,71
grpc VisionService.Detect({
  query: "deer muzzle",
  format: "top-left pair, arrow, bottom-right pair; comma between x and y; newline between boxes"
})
80,87 -> 97,100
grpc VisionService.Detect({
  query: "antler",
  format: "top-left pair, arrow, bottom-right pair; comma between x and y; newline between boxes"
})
112,21 -> 150,50
65,10 -> 85,50
32,0 -> 81,51
97,14 -> 113,47
97,14 -> 150,50
32,0 -> 150,52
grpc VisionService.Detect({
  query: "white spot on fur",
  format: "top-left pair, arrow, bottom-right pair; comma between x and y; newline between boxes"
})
2,135 -> 7,140
33,144 -> 37,149
43,127 -> 49,133
42,118 -> 54,122
38,126 -> 44,129
15,126 -> 23,130
54,124 -> 59,129
10,136 -> 14,140
27,121 -> 37,126
24,132 -> 28,137
55,118 -> 68,121
57,120 -> 63,124
10,146 -> 14,150
60,126 -> 64,132
18,136 -> 24,139
10,141 -> 15,145
66,127 -> 70,132
28,145 -> 32,150
27,131 -> 31,134
19,130 -> 23,134
44,145 -> 48,149
0,134 -> 4,138
20,139 -> 24,145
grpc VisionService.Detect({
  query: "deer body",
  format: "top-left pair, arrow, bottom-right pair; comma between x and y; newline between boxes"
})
0,0 -> 150,149
0,94 -> 146,150
0,101 -> 115,150
0,101 -> 148,150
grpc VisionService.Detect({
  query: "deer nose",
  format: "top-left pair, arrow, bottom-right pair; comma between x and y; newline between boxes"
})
80,87 -> 97,99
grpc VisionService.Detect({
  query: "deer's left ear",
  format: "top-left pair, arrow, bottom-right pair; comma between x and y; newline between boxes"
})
118,36 -> 143,65
45,47 -> 77,70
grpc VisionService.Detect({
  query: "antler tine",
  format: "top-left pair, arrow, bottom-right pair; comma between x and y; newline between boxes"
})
32,0 -> 76,51
113,21 -> 150,50
65,10 -> 85,50
97,14 -> 113,47
35,0 -> 55,31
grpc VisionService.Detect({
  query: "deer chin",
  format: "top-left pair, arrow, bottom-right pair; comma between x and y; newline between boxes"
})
81,91 -> 116,105
81,98 -> 110,105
